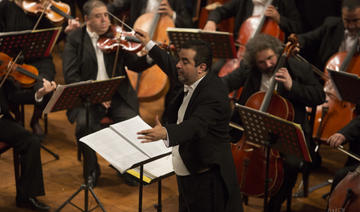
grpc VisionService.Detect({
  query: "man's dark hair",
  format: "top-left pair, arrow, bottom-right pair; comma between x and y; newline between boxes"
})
342,0 -> 360,10
180,40 -> 212,71
243,34 -> 282,69
83,0 -> 106,16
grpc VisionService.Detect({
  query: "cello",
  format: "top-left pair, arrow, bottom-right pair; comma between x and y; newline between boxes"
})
218,0 -> 284,99
312,34 -> 360,142
126,1 -> 173,101
231,35 -> 297,197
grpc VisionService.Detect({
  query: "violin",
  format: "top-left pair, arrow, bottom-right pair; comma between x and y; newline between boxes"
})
0,52 -> 41,88
97,25 -> 143,53
21,0 -> 72,24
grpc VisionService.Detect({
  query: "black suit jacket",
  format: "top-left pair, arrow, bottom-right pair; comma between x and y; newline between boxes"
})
148,45 -> 242,212
223,57 -> 325,128
207,0 -> 303,38
62,26 -> 150,122
298,17 -> 344,71
107,0 -> 193,28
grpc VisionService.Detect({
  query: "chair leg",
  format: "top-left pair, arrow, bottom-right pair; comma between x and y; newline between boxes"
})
13,149 -> 20,189
287,190 -> 292,212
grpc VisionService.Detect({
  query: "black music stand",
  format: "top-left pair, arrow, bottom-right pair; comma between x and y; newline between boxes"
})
328,69 -> 360,105
235,104 -> 311,212
129,154 -> 173,212
45,77 -> 125,212
0,27 -> 61,159
0,27 -> 61,59
166,27 -> 236,59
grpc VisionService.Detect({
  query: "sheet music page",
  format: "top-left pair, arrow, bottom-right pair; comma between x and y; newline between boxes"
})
110,115 -> 171,158
143,155 -> 173,178
80,128 -> 149,174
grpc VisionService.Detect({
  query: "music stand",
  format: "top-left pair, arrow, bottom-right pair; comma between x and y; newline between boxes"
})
166,27 -> 236,59
0,27 -> 61,59
235,104 -> 311,212
46,77 -> 125,212
328,69 -> 360,104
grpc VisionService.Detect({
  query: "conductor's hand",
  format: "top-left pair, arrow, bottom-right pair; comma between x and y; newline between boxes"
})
265,5 -> 280,24
137,116 -> 167,143
135,28 -> 151,45
327,133 -> 346,148
203,21 -> 217,31
274,67 -> 292,91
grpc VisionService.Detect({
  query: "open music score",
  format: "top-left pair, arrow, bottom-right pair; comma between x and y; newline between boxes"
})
166,27 -> 236,59
0,27 -> 61,59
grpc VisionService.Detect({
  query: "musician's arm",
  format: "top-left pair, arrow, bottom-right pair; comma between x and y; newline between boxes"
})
339,109 -> 360,142
277,0 -> 303,34
207,0 -> 239,25
62,29 -> 83,84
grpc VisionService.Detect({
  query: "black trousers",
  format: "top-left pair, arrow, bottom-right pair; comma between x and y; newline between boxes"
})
73,95 -> 137,181
0,116 -> 45,198
176,167 -> 226,212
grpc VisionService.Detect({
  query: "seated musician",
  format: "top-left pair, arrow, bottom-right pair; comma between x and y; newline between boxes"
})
204,0 -> 303,37
135,29 -> 243,212
0,0 -> 78,136
62,0 -> 152,187
222,34 -> 325,211
203,0 -> 302,74
0,79 -> 56,211
107,0 -> 194,28
327,105 -> 360,192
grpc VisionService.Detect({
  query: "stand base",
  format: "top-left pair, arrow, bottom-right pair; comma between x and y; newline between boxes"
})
55,183 -> 106,212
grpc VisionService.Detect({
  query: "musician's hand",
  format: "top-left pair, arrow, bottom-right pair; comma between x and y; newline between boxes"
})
134,28 -> 151,45
158,0 -> 174,18
137,116 -> 167,143
64,18 -> 81,34
102,101 -> 111,109
36,79 -> 57,100
275,67 -> 292,91
265,5 -> 280,24
327,133 -> 346,148
203,21 -> 217,31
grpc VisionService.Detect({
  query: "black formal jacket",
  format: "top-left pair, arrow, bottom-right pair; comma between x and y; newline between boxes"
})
223,57 -> 325,130
107,0 -> 193,28
62,26 -> 150,122
298,17 -> 344,71
148,45 -> 242,212
207,0 -> 303,39
0,0 -> 55,91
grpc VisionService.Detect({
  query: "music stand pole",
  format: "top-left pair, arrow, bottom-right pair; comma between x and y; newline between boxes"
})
263,133 -> 278,212
56,96 -> 106,212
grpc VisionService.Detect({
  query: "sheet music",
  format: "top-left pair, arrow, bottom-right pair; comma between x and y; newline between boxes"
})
110,116 -> 171,158
80,115 -> 172,175
80,128 -> 149,173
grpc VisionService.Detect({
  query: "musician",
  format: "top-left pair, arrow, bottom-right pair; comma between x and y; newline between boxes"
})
0,79 -> 56,211
0,0 -> 78,136
107,0 -> 194,28
62,0 -> 151,186
327,106 -> 360,192
203,0 -> 303,39
135,30 -> 243,212
222,34 -> 325,211
298,0 -> 360,72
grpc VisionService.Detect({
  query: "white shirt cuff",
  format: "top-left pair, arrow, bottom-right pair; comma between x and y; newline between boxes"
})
145,40 -> 156,52
163,127 -> 170,147
34,92 -> 43,102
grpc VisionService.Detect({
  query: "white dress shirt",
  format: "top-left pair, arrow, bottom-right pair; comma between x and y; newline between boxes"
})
87,28 -> 109,80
